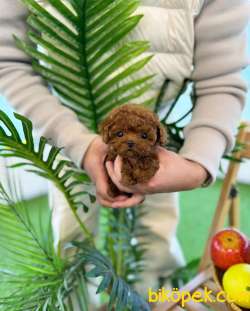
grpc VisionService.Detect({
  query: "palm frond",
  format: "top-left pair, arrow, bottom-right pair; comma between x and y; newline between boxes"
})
0,179 -> 95,311
16,0 -> 154,132
72,240 -> 150,311
0,110 -> 93,238
100,206 -> 149,285
0,182 -> 66,311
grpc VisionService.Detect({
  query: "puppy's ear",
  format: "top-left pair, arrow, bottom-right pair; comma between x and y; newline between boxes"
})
99,109 -> 119,143
156,123 -> 167,146
99,118 -> 112,144
99,106 -> 124,143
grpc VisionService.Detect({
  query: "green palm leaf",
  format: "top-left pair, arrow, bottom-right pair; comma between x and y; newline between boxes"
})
16,0 -> 154,132
0,111 -> 93,238
0,180 -> 95,311
100,207 -> 149,284
72,240 -> 150,311
0,183 -> 66,311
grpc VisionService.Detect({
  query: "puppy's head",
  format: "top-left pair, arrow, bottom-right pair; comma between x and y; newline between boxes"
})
99,104 -> 167,157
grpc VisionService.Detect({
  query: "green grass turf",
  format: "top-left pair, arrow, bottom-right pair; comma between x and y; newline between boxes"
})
178,180 -> 250,263
25,180 -> 250,264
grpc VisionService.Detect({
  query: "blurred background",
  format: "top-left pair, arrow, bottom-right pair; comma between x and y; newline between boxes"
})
0,26 -> 249,264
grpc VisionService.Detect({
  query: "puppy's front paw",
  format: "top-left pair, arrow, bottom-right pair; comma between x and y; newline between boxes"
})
134,157 -> 159,183
121,174 -> 136,186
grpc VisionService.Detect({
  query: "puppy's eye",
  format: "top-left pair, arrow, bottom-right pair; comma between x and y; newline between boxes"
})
116,131 -> 124,137
141,132 -> 148,139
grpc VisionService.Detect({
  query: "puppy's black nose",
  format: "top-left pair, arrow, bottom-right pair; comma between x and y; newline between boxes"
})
127,140 -> 135,148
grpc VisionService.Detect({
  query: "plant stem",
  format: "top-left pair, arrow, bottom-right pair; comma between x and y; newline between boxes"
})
79,273 -> 89,310
154,79 -> 170,113
161,79 -> 189,123
67,295 -> 74,311
69,206 -> 93,241
78,0 -> 98,133
73,273 -> 89,311
166,106 -> 194,126
116,209 -> 125,277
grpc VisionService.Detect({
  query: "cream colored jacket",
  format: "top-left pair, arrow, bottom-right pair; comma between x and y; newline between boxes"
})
0,0 -> 249,180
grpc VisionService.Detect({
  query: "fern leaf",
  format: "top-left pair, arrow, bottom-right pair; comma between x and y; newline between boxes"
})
0,183 -> 66,310
17,0 -> 154,132
73,240 -> 150,311
0,111 -> 92,238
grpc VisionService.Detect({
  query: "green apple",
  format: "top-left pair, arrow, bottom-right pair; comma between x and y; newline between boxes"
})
223,263 -> 250,308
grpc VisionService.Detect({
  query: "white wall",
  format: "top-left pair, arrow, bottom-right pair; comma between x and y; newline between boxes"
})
0,158 -> 48,199
219,159 -> 250,184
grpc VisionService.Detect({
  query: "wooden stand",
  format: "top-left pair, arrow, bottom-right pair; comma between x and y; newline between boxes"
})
154,123 -> 250,311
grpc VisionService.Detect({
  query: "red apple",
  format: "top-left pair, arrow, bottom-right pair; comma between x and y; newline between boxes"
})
243,241 -> 250,264
211,228 -> 248,270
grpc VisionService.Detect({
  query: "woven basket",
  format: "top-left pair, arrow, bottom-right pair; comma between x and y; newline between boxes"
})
213,265 -> 249,311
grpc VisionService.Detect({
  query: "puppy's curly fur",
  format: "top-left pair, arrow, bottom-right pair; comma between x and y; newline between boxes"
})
99,104 -> 167,197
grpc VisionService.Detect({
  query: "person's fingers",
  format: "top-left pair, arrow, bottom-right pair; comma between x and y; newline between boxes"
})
96,169 -> 131,202
96,196 -> 114,208
105,161 -> 121,185
113,155 -> 123,178
96,194 -> 132,207
114,195 -> 132,201
96,187 -> 114,203
105,161 -> 135,193
96,174 -> 116,202
111,193 -> 145,208
132,180 -> 156,194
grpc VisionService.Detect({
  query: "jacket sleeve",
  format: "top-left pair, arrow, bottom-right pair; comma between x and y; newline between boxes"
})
0,1 -> 98,167
179,0 -> 249,183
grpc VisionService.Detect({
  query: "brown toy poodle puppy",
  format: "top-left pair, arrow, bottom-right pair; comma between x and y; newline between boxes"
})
99,104 -> 167,197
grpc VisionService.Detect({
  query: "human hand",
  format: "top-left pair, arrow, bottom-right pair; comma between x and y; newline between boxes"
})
106,146 -> 209,207
82,136 -> 145,208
